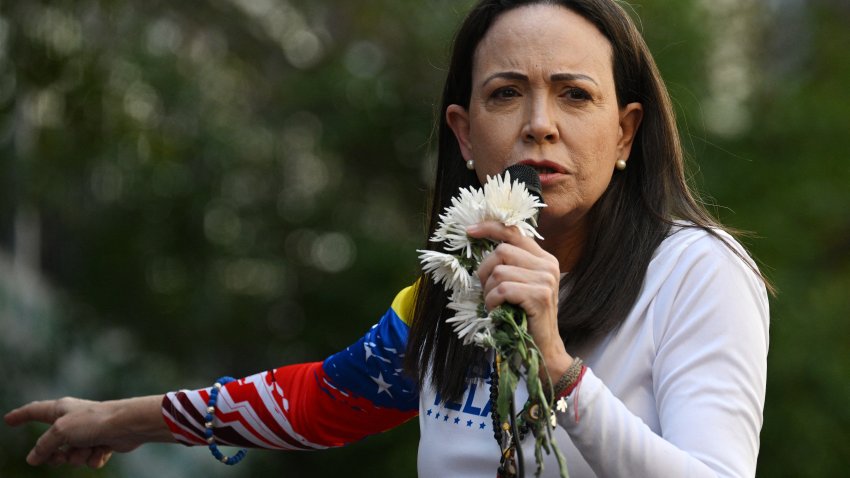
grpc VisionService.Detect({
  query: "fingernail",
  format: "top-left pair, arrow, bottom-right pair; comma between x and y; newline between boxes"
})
466,225 -> 480,234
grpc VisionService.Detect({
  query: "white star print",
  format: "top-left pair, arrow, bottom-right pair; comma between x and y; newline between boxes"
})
364,342 -> 392,363
371,372 -> 394,397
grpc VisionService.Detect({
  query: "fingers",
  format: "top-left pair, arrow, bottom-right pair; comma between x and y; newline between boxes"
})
28,433 -> 102,468
38,446 -> 112,469
10,397 -> 115,469
478,257 -> 558,315
482,277 -> 557,316
88,447 -> 113,469
477,249 -> 559,316
466,221 -> 561,339
27,422 -> 69,466
46,449 -> 70,467
4,400 -> 60,427
477,242 -> 557,285
6,400 -> 66,466
67,447 -> 95,467
467,221 -> 539,249
26,402 -> 90,466
467,220 -> 555,279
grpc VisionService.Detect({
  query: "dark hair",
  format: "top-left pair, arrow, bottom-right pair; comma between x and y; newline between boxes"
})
404,0 -> 768,401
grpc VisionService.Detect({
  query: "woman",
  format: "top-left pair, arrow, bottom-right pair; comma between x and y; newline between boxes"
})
5,0 -> 770,476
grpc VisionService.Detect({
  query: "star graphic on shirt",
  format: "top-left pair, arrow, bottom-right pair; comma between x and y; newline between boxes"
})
427,409 -> 432,416
466,420 -> 473,427
371,372 -> 393,397
443,415 -> 450,422
479,422 -> 486,430
364,342 -> 391,364
454,417 -> 460,424
435,412 -> 441,420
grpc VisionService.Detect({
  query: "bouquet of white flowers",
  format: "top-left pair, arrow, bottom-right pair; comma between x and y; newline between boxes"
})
418,165 -> 568,478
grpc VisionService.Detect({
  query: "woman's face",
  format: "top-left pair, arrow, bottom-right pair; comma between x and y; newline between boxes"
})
447,4 -> 642,239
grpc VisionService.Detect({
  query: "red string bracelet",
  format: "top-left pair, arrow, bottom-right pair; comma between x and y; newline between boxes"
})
554,364 -> 587,423
558,365 -> 587,399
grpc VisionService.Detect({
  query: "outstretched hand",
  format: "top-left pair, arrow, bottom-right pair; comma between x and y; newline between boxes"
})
4,395 -> 170,468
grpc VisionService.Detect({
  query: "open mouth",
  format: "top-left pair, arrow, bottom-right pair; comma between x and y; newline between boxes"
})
519,160 -> 564,178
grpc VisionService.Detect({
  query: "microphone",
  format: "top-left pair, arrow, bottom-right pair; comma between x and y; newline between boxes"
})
503,163 -> 545,218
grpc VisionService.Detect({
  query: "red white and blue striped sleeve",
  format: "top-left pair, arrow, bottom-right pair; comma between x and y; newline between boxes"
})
161,285 -> 419,449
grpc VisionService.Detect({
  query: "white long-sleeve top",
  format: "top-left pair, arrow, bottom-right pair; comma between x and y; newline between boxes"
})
418,225 -> 769,477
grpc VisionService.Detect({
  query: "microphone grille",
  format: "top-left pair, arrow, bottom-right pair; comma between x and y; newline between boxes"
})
504,164 -> 543,202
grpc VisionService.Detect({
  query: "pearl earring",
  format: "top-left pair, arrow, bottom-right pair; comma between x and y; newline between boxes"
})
466,159 -> 475,170
615,159 -> 627,171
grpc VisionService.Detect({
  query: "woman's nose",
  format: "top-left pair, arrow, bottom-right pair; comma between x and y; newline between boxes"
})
523,99 -> 559,144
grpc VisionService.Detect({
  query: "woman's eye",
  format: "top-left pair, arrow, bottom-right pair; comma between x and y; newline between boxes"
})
491,87 -> 520,100
565,88 -> 592,101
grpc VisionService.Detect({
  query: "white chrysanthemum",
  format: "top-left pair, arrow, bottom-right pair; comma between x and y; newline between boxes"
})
482,171 -> 545,239
445,293 -> 494,347
417,250 -> 473,293
472,328 -> 496,348
445,283 -> 494,347
420,172 -> 544,348
431,186 -> 487,258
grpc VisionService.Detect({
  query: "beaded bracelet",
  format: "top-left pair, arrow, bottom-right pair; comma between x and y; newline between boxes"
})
552,357 -> 585,399
205,376 -> 248,465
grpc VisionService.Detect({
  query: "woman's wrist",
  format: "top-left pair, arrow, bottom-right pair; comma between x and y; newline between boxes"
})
106,395 -> 175,448
540,344 -> 574,386
552,357 -> 585,398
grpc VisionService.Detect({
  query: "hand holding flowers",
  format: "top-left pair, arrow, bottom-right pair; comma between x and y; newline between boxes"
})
418,170 -> 569,477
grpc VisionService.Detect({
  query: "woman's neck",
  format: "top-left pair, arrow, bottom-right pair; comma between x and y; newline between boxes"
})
538,218 -> 587,274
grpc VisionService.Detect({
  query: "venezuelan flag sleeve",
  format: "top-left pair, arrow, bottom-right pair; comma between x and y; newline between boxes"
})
161,285 -> 419,450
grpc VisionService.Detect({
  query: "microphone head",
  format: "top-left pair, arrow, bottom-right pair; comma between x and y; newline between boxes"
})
504,163 -> 544,204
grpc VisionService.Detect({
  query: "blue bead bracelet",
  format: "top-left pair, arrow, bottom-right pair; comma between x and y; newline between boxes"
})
205,376 -> 248,465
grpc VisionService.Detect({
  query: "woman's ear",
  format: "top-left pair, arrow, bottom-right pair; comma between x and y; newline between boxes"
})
617,102 -> 643,161
446,104 -> 473,162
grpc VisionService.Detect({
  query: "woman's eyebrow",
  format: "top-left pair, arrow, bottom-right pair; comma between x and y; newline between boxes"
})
481,71 -> 528,87
481,71 -> 598,87
550,72 -> 598,86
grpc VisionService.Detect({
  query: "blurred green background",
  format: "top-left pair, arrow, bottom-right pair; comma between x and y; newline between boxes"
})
1,0 -> 847,476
